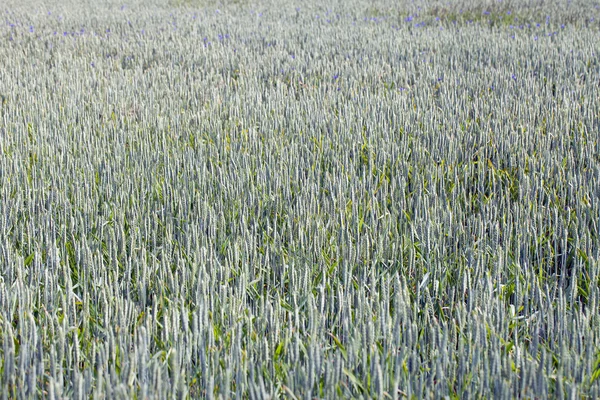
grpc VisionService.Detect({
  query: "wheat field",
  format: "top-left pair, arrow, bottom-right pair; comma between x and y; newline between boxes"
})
1,0 -> 599,398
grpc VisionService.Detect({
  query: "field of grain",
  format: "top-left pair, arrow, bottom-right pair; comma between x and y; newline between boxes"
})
1,0 -> 600,398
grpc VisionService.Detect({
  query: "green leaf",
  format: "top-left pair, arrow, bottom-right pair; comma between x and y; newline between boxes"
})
328,332 -> 347,361
591,352 -> 600,384
274,340 -> 285,361
343,367 -> 365,394
24,253 -> 34,267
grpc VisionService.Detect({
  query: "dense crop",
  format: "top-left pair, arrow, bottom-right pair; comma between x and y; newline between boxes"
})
1,0 -> 599,398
